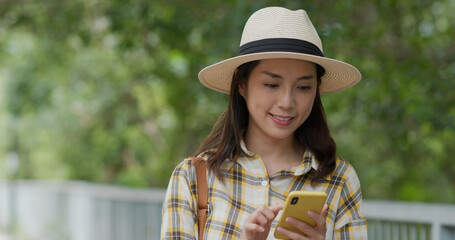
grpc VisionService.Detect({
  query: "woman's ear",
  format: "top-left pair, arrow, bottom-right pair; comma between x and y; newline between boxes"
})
238,81 -> 246,97
235,69 -> 246,97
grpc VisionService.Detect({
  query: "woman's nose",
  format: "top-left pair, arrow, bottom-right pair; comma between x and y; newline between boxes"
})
277,89 -> 295,109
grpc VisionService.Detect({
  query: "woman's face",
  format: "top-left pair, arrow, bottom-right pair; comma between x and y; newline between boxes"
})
239,58 -> 318,142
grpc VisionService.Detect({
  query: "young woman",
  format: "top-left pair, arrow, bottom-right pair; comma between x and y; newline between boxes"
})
161,6 -> 367,240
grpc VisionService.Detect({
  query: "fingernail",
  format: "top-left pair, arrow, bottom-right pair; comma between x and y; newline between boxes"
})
308,210 -> 316,217
277,227 -> 285,233
258,226 -> 265,232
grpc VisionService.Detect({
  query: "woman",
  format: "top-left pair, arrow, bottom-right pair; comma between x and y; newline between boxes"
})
161,6 -> 367,240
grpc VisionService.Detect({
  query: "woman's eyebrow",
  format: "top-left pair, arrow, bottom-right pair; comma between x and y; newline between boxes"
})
262,71 -> 282,79
297,75 -> 315,80
262,71 -> 315,80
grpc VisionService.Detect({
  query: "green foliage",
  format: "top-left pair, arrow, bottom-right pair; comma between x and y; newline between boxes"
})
0,0 -> 454,202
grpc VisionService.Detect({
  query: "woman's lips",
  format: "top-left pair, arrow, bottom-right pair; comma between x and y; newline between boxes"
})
269,113 -> 294,126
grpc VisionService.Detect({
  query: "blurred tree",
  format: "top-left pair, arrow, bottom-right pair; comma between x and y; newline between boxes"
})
0,0 -> 453,202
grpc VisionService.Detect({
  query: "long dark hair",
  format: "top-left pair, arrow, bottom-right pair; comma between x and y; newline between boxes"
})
195,60 -> 336,182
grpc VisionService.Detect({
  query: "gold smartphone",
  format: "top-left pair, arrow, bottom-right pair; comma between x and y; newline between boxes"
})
274,191 -> 327,239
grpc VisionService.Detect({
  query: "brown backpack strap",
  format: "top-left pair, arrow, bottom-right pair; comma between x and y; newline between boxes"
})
191,157 -> 208,240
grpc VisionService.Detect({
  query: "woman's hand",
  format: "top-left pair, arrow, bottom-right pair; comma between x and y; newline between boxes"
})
275,204 -> 328,240
239,203 -> 284,240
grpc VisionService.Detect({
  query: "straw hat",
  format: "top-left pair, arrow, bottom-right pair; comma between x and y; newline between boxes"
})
198,6 -> 361,94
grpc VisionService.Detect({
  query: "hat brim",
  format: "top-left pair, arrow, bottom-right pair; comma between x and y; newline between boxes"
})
198,52 -> 361,94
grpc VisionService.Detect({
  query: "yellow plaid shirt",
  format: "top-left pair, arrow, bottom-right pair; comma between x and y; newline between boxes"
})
161,141 -> 367,239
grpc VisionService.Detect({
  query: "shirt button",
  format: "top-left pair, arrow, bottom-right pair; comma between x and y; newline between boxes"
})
261,180 -> 268,187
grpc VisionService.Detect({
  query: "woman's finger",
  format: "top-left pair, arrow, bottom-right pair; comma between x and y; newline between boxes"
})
276,226 -> 308,240
240,205 -> 284,240
321,204 -> 329,218
253,204 -> 283,224
254,211 -> 268,226
308,204 -> 328,231
258,206 -> 275,222
307,211 -> 325,229
244,222 -> 265,233
286,217 -> 317,237
269,203 -> 284,215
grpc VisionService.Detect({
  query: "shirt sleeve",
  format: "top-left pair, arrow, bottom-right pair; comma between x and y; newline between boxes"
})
333,164 -> 368,240
161,160 -> 198,240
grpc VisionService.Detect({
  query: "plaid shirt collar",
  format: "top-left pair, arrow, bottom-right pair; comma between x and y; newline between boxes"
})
237,139 -> 320,177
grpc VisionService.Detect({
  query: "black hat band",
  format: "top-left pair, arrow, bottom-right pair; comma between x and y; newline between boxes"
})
238,38 -> 324,57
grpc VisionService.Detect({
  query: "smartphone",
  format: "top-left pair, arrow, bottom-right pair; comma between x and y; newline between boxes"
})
274,191 -> 327,239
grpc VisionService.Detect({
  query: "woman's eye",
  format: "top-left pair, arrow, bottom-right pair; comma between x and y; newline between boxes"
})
264,83 -> 279,88
298,86 -> 311,90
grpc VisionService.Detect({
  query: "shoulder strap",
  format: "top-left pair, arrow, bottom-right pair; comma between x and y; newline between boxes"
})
191,157 -> 208,240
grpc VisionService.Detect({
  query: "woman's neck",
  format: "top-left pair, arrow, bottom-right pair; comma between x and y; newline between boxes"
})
244,131 -> 305,175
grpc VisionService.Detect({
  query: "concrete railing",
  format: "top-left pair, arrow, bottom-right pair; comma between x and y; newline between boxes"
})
364,201 -> 455,240
0,180 -> 165,240
1,180 -> 454,240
